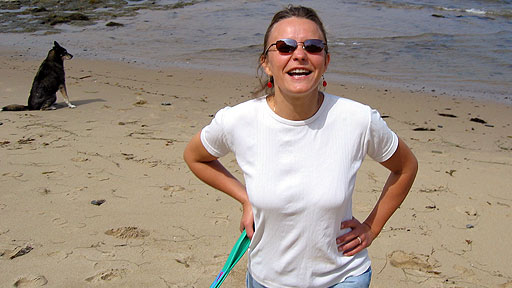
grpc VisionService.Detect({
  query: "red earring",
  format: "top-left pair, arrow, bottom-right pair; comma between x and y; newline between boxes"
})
267,81 -> 273,88
267,76 -> 273,88
322,75 -> 327,87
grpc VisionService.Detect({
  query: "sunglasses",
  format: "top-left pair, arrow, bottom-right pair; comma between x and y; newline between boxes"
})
265,39 -> 327,55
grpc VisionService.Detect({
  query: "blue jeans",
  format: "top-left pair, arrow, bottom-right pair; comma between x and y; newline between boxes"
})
246,267 -> 372,288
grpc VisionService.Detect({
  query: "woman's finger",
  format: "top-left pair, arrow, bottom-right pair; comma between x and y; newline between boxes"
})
338,234 -> 363,247
337,235 -> 364,254
240,203 -> 254,239
340,218 -> 360,230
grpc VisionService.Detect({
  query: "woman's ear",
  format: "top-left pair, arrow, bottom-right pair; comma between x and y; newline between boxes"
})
324,53 -> 331,70
261,55 -> 272,76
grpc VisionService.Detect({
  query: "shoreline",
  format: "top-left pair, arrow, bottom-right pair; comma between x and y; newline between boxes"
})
1,47 -> 511,287
1,36 -> 511,106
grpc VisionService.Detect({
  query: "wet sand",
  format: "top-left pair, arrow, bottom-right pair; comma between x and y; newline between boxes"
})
0,48 -> 511,287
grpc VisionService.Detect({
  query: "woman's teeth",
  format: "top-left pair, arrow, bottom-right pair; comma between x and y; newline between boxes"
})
288,69 -> 312,76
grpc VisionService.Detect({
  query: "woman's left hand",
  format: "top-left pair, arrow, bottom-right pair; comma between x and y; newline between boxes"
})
336,217 -> 375,256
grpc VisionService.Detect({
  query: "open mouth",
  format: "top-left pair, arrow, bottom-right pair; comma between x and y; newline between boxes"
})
287,68 -> 312,77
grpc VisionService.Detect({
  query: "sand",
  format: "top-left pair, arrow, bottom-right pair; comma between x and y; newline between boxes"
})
1,47 -> 511,288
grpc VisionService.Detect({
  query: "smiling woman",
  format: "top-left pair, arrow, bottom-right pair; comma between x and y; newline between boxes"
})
254,5 -> 330,102
260,16 -> 330,120
184,5 -> 418,288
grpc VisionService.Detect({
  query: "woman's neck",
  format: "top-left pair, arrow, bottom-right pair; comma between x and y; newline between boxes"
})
268,91 -> 324,121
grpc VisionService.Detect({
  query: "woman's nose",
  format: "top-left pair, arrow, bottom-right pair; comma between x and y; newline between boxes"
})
292,44 -> 307,61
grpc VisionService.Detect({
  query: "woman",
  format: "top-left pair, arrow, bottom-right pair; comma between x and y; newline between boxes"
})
184,5 -> 418,288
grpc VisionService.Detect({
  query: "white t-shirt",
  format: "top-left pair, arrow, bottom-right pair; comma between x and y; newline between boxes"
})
201,93 -> 398,288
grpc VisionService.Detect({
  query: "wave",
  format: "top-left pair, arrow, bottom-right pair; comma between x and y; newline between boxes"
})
331,30 -> 512,44
464,8 -> 487,15
439,6 -> 512,18
178,44 -> 262,58
367,0 -> 512,19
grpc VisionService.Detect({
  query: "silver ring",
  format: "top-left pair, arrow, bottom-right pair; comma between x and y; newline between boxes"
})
357,236 -> 362,245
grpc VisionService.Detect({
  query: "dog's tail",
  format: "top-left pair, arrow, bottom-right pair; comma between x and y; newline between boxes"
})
2,104 -> 29,111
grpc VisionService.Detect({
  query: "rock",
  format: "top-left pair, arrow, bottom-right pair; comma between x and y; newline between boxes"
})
470,117 -> 487,124
9,244 -> 33,259
91,199 -> 106,206
43,13 -> 90,26
106,21 -> 124,27
438,113 -> 457,118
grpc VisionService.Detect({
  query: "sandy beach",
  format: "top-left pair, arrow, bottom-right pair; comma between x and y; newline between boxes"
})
1,48 -> 511,287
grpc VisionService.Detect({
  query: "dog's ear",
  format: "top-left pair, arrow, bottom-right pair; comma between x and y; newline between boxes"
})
54,41 -> 61,48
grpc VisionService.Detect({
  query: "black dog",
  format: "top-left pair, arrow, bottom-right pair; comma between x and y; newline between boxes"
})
2,41 -> 75,111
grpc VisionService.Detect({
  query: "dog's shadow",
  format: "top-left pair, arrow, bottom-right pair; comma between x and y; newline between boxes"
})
55,98 -> 106,109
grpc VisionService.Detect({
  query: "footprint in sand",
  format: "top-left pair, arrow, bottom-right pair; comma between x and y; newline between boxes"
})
0,227 -> 9,235
162,184 -> 186,195
47,250 -> 72,261
71,156 -> 89,163
52,217 -> 68,227
162,185 -> 188,204
85,268 -> 127,283
41,170 -> 64,180
105,227 -> 149,239
2,171 -> 26,181
65,190 -> 80,201
453,264 -> 475,278
13,275 -> 48,287
388,250 -> 440,275
455,205 -> 478,218
36,187 -> 51,195
203,211 -> 230,226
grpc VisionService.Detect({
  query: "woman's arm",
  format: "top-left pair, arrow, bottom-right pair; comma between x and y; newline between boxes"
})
337,137 -> 418,256
183,131 -> 255,239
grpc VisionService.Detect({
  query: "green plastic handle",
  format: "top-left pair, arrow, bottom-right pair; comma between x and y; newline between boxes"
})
209,230 -> 251,288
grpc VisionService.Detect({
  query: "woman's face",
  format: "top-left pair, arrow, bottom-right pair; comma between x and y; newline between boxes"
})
262,17 -> 330,98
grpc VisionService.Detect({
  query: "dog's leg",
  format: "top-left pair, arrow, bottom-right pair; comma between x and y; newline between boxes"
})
41,105 -> 57,110
41,94 -> 57,110
59,84 -> 76,108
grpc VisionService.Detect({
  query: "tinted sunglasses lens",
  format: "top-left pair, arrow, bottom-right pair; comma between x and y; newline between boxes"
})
304,39 -> 325,53
275,39 -> 298,53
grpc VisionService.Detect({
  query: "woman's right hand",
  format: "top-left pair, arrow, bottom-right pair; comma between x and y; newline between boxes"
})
240,201 -> 254,240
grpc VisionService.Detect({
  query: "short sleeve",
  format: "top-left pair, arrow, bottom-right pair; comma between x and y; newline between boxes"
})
367,109 -> 399,162
200,107 -> 232,158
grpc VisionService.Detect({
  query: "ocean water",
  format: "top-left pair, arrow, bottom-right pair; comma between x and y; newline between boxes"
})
1,0 -> 511,103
